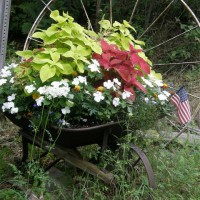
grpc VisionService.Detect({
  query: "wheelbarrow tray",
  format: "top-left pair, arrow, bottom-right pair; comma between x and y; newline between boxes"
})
5,113 -> 125,148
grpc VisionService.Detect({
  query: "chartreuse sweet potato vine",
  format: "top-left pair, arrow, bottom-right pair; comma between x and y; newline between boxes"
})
16,10 -> 102,82
16,10 -> 152,84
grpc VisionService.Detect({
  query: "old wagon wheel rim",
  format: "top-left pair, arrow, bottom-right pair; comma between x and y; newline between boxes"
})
19,0 -> 200,197
130,144 -> 156,189
116,143 -> 155,199
23,0 -> 200,68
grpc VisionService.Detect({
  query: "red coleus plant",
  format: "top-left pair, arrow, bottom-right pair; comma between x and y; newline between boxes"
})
93,39 -> 150,99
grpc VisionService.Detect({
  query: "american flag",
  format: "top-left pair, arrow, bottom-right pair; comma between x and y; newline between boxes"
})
170,86 -> 191,125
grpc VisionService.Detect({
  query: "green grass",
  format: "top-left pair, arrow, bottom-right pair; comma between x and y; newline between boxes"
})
0,128 -> 199,200
1,113 -> 200,199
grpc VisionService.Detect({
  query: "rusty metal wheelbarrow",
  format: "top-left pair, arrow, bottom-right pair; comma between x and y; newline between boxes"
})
6,113 -> 156,199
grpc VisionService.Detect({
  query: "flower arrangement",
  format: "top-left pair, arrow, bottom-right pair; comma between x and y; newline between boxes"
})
0,10 -> 170,129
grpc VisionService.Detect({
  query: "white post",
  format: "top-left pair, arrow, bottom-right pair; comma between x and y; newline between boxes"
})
0,0 -> 11,69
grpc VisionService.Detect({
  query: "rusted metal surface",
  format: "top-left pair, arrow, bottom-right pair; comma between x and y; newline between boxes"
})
130,144 -> 156,190
20,125 -> 156,199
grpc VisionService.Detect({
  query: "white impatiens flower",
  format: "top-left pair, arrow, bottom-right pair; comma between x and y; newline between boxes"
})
78,76 -> 87,85
7,94 -> 16,101
72,76 -> 87,85
103,80 -> 114,89
35,96 -> 44,106
141,77 -> 154,88
37,83 -> 70,99
154,80 -> 163,87
113,97 -> 120,107
2,102 -> 15,112
72,77 -> 79,85
163,90 -> 171,97
144,97 -> 149,103
59,80 -> 69,86
1,101 -> 18,114
93,91 -> 105,102
0,68 -> 11,78
88,59 -> 100,73
91,59 -> 100,67
51,81 -> 61,88
61,107 -> 70,115
62,119 -> 70,126
25,85 -> 36,93
10,77 -> 14,83
122,90 -> 132,99
10,107 -> 19,114
9,63 -> 18,69
0,79 -> 7,86
158,94 -> 168,101
113,78 -> 121,86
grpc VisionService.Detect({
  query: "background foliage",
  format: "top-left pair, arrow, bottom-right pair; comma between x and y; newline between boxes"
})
8,0 -> 200,70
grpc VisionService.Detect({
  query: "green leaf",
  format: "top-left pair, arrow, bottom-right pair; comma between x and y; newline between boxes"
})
32,31 -> 46,40
113,21 -> 121,27
54,62 -> 64,70
43,35 -> 58,45
50,10 -> 67,23
76,61 -> 84,73
63,11 -> 74,21
83,29 -> 98,38
76,45 -> 91,57
16,50 -> 33,59
45,26 -> 58,37
32,63 -> 42,71
50,52 -> 60,63
138,52 -> 152,66
32,57 -> 50,64
123,20 -> 136,32
57,48 -> 69,54
50,10 -> 59,21
121,35 -> 130,50
62,51 -> 74,58
40,65 -> 56,82
133,39 -> 145,46
90,43 -> 102,54
150,70 -> 162,80
62,25 -> 72,34
43,99 -> 51,106
99,20 -> 111,30
60,63 -> 74,75
66,100 -> 74,107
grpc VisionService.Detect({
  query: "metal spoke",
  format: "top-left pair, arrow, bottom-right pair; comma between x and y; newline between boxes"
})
180,0 -> 200,27
145,25 -> 199,52
138,0 -> 175,39
40,0 -> 52,11
129,0 -> 140,24
23,0 -> 57,50
80,0 -> 94,31
153,61 -> 200,66
28,37 -> 43,44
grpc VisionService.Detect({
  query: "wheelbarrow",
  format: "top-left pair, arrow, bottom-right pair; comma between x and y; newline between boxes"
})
6,113 -> 156,199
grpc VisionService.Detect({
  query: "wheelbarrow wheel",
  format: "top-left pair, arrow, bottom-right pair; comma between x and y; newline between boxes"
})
109,143 -> 156,200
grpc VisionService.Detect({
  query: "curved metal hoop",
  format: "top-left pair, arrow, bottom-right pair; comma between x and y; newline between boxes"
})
23,0 -> 56,50
24,0 -> 200,52
129,144 -> 156,190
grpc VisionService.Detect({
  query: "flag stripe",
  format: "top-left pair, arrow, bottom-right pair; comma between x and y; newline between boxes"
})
170,86 -> 191,125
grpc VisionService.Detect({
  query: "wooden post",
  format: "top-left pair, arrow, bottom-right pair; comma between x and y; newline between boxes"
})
0,0 -> 11,69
